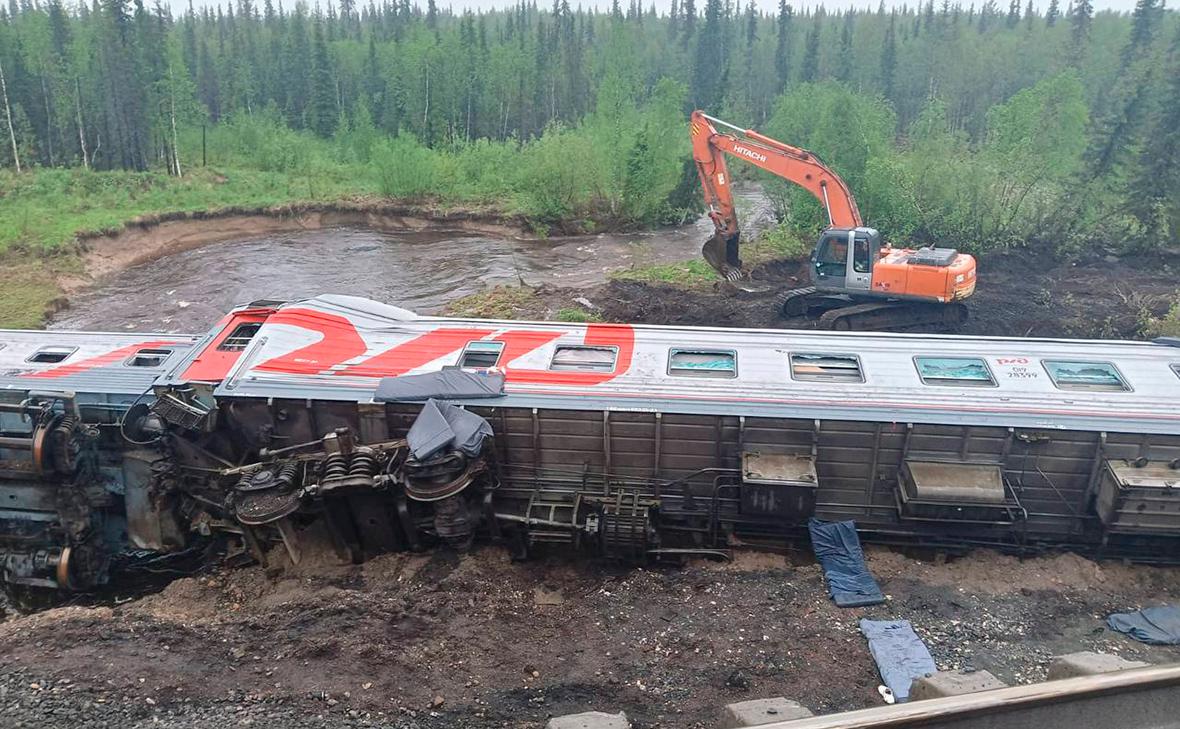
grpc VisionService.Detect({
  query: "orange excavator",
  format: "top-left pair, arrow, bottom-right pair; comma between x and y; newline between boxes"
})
689,110 -> 977,331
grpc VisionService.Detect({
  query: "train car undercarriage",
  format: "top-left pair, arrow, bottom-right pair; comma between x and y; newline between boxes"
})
4,382 -> 1179,594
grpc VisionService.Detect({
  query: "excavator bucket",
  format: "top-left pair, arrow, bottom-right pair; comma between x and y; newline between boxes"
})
702,231 -> 744,282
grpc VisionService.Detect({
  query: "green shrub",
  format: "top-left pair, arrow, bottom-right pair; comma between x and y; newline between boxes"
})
370,135 -> 440,198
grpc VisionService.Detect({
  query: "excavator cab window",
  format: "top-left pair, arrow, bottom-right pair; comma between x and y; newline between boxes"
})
815,234 -> 848,279
853,235 -> 872,274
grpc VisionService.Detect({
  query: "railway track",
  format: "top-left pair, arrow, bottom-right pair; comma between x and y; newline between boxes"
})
761,664 -> 1180,729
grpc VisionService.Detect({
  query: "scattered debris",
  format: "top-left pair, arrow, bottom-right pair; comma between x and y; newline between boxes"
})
1107,605 -> 1180,645
810,519 -> 885,608
859,620 -> 936,703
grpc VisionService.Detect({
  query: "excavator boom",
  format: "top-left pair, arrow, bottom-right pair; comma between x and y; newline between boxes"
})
690,110 -> 862,278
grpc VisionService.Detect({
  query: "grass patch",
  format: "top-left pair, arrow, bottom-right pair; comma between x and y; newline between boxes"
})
1143,299 -> 1180,338
745,225 -> 812,263
0,166 -> 372,256
555,307 -> 602,323
0,260 -> 70,329
610,227 -> 810,288
446,286 -> 544,319
610,258 -> 718,285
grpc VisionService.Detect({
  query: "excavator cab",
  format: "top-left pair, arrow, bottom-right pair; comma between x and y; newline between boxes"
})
811,227 -> 881,293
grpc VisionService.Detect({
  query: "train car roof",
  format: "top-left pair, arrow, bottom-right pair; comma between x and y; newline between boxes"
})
0,330 -> 202,397
199,295 -> 1180,435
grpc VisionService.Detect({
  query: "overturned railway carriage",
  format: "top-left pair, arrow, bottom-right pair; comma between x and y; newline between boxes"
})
1,294 -> 1179,590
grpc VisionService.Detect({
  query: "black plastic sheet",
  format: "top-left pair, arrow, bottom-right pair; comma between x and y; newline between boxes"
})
406,398 -> 493,460
374,369 -> 505,402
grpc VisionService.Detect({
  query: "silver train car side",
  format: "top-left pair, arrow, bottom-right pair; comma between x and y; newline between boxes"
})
1,294 -> 1178,590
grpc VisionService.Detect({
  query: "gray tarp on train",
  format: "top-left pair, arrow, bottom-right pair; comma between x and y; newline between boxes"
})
406,399 -> 494,460
1107,605 -> 1180,645
808,519 -> 885,607
859,619 -> 936,702
374,369 -> 506,402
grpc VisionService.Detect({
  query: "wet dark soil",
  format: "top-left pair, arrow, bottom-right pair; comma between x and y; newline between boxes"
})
585,245 -> 1179,339
3,548 -> 1180,728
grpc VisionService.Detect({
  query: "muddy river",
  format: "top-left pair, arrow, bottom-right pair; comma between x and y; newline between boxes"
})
52,193 -> 774,332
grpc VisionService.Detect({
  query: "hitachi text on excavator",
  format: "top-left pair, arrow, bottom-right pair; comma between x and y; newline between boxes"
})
690,110 -> 977,331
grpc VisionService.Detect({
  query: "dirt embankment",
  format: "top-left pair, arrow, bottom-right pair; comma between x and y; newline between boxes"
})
3,547 -> 1180,728
67,201 -> 540,290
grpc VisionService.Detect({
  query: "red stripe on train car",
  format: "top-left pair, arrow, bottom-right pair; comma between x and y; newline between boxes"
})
180,308 -> 277,383
252,307 -> 369,375
502,323 -> 635,386
336,328 -> 499,378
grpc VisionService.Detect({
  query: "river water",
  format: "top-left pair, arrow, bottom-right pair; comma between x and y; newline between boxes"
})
51,191 -> 775,333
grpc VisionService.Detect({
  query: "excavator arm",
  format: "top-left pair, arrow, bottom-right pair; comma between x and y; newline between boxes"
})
690,110 -> 863,279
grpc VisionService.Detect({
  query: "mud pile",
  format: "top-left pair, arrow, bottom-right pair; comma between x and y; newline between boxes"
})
3,547 -> 1179,728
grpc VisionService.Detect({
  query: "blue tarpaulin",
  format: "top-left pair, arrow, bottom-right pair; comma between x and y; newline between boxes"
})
1107,605 -> 1180,645
808,518 -> 885,607
859,619 -> 936,703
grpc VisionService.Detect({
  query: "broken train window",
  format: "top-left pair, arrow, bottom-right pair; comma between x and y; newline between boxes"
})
125,348 -> 174,368
668,348 -> 737,378
914,356 -> 996,387
27,346 -> 77,364
460,341 -> 505,369
789,353 -> 863,382
1042,360 -> 1130,392
217,322 -> 262,352
549,345 -> 618,372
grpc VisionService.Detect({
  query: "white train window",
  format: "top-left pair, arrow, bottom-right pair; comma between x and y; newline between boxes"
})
460,341 -> 504,369
550,345 -> 617,372
914,356 -> 996,387
668,349 -> 737,378
1043,360 -> 1130,392
27,346 -> 77,364
125,348 -> 174,368
790,353 -> 863,382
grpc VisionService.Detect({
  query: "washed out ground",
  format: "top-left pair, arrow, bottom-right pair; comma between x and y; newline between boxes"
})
6,208 -> 1179,728
520,244 -> 1180,339
2,546 -> 1180,728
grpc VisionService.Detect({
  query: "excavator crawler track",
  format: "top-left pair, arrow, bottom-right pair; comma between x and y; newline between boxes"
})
774,286 -> 819,318
817,301 -> 969,332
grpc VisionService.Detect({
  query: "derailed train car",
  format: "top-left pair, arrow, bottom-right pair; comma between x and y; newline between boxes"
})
1,294 -> 1178,591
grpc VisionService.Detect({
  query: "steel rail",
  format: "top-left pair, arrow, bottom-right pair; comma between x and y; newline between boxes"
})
757,664 -> 1180,729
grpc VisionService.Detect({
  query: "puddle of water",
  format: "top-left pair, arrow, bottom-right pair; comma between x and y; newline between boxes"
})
51,189 -> 775,333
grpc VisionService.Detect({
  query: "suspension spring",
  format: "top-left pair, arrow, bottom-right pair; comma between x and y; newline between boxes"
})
350,449 -> 377,477
322,453 -> 349,481
275,461 -> 301,490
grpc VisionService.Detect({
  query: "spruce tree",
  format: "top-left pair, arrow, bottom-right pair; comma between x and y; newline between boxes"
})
774,0 -> 792,90
691,0 -> 726,110
1068,0 -> 1092,67
308,18 -> 337,137
800,14 -> 820,81
837,11 -> 854,82
1126,30 -> 1180,234
880,11 -> 897,100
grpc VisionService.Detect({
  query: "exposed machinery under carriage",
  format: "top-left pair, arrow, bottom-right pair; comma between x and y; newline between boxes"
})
1,295 -> 1179,593
170,397 -> 1180,572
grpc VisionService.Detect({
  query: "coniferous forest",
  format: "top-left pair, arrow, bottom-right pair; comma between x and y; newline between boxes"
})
0,0 -> 1177,255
